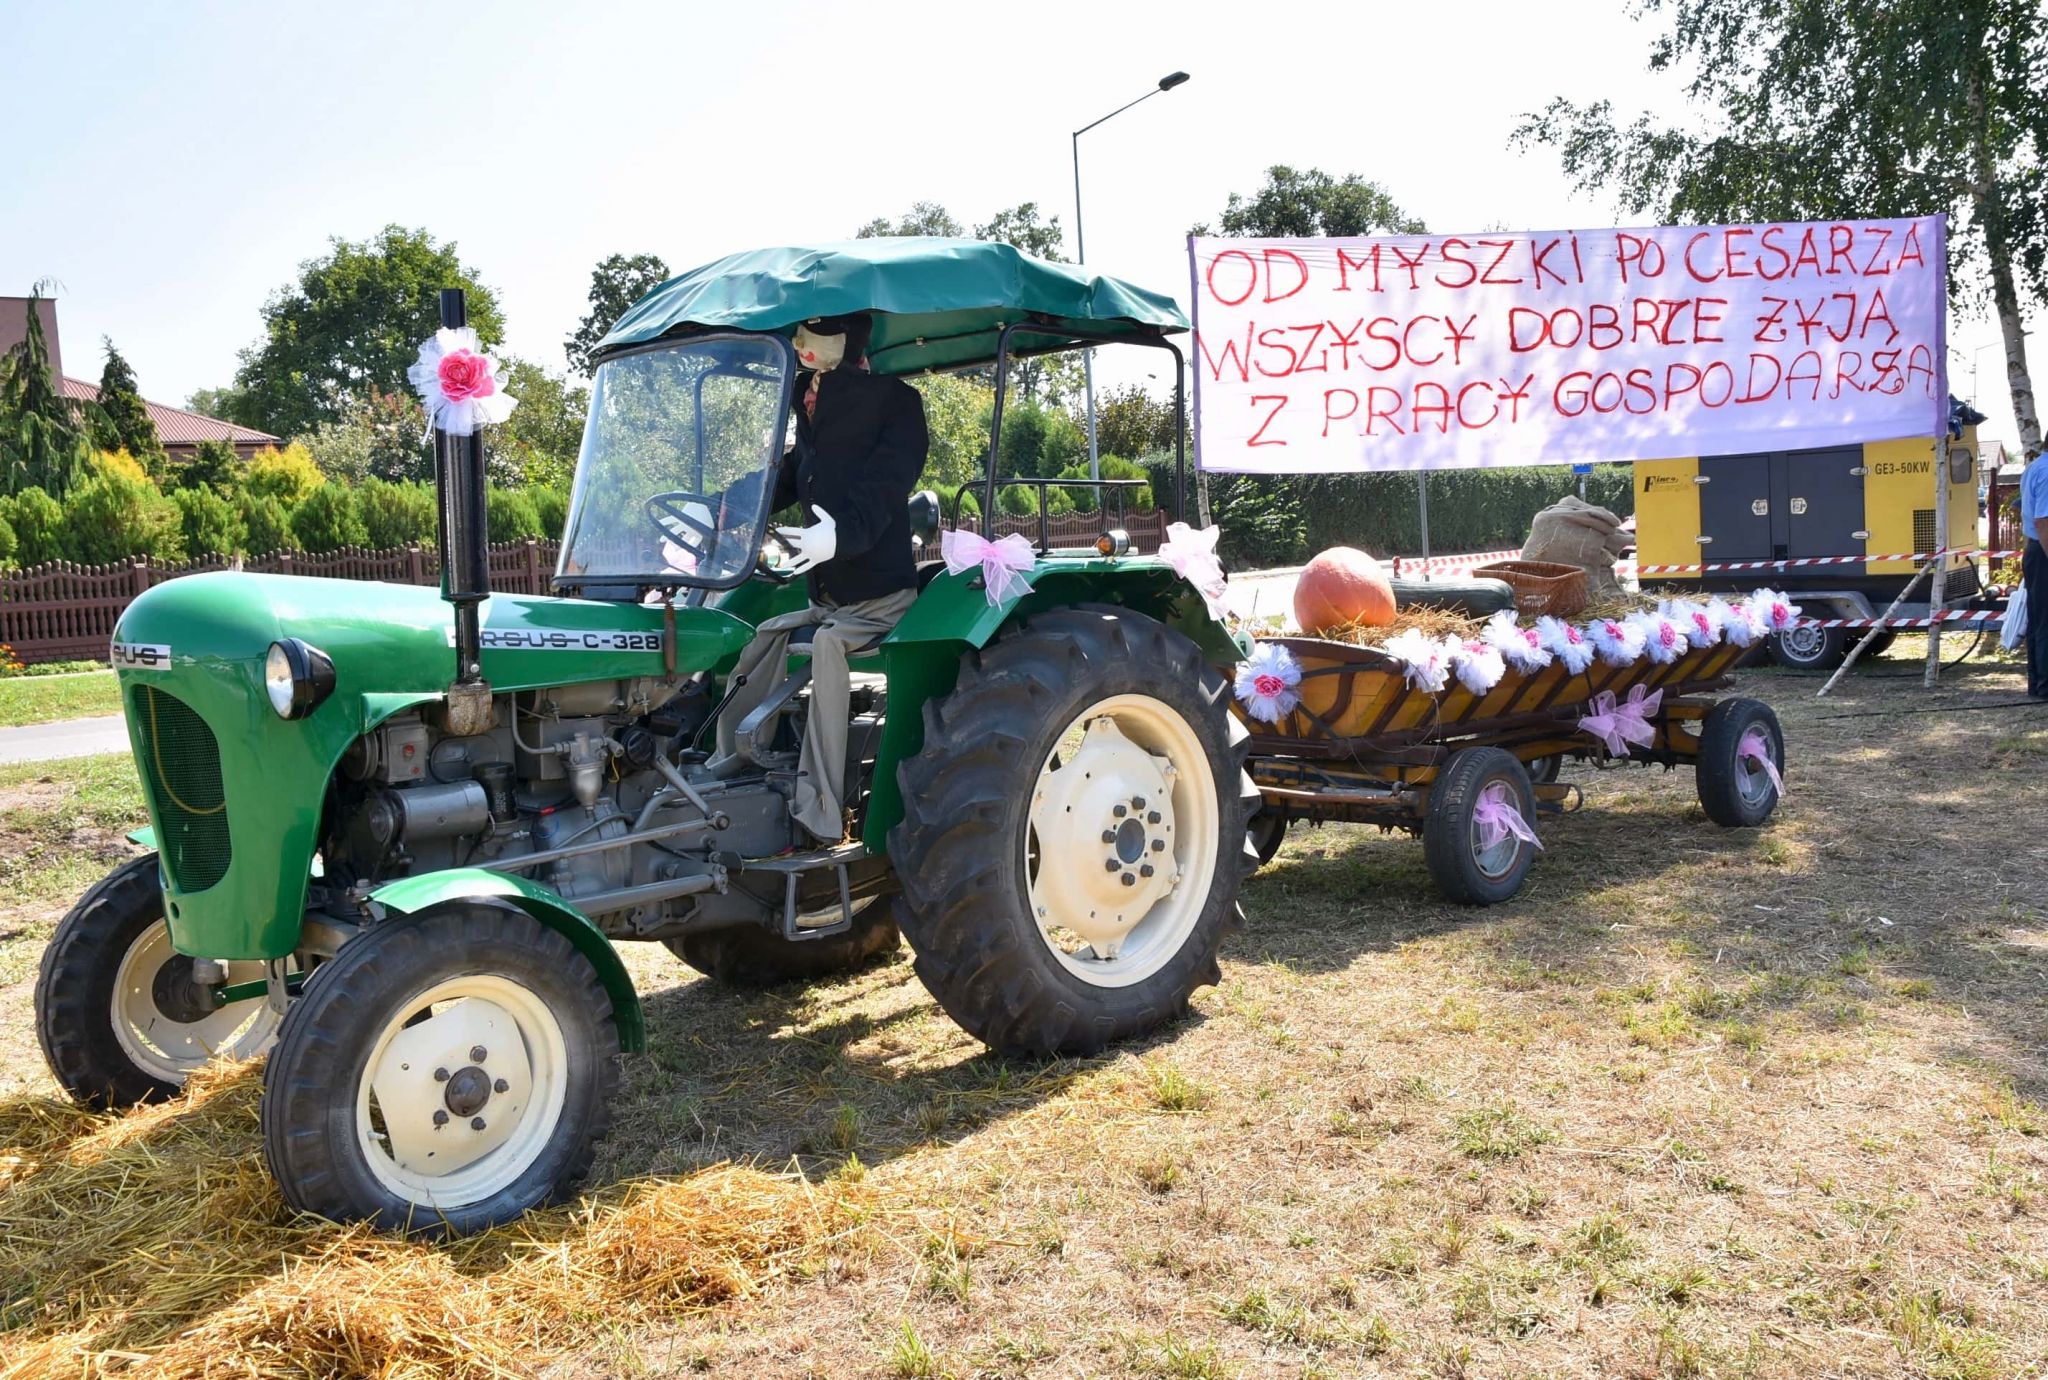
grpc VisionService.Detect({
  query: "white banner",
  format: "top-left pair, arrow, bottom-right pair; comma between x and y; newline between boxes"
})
1189,216 -> 1948,473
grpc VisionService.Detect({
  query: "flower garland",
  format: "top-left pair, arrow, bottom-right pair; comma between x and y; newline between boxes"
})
1482,610 -> 1553,674
1451,638 -> 1507,695
1535,615 -> 1598,675
1587,615 -> 1647,667
1341,588 -> 1802,696
1663,598 -> 1724,650
1381,627 -> 1454,693
1629,609 -> 1689,665
1233,642 -> 1302,723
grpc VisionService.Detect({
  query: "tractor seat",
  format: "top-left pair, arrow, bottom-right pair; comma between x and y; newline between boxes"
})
785,624 -> 890,679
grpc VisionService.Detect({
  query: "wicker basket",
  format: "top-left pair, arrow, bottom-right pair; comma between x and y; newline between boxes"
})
1472,559 -> 1588,617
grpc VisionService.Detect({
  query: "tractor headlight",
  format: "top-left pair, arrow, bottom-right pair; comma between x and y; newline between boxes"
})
265,638 -> 336,720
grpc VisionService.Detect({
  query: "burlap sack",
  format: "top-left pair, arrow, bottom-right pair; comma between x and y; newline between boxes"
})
1522,495 -> 1629,595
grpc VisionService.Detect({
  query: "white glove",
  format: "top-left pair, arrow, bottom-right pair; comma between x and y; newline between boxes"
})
775,506 -> 837,575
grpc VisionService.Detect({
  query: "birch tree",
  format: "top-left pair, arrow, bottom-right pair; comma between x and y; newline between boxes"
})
1517,0 -> 2048,458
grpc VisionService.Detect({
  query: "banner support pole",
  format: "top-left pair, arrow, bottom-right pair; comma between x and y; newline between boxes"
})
1416,474 -> 1432,576
1820,559 -> 1933,698
1923,435 -> 1949,688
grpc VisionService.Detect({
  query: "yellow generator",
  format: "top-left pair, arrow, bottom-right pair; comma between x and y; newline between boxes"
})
1634,400 -> 1987,670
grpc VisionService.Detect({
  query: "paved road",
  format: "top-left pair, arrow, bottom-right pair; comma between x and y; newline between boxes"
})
0,714 -> 129,765
1225,565 -> 1305,627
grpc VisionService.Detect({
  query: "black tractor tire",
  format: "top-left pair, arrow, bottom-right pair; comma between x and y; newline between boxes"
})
36,854 -> 179,1109
1247,810 -> 1289,868
1423,747 -> 1539,906
665,898 -> 901,985
1694,697 -> 1785,828
1767,623 -> 1848,672
36,852 -> 282,1109
261,903 -> 620,1235
889,606 -> 1258,1058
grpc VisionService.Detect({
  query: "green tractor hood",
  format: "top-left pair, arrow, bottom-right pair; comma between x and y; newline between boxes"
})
111,572 -> 752,959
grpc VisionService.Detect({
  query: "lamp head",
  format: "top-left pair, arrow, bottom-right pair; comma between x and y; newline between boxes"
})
1158,71 -> 1190,91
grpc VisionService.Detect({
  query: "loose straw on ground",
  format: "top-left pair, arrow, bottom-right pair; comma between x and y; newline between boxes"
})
0,1062 -> 870,1380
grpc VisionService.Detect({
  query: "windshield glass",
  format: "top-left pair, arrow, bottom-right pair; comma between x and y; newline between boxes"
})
556,336 -> 790,586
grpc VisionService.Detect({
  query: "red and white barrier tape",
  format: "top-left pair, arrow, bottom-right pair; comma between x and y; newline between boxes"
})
1385,546 -> 2024,580
1795,609 -> 2006,629
1390,548 -> 1521,576
1630,548 -> 2021,575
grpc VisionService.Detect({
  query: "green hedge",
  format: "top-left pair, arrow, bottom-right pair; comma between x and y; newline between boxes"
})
0,475 -> 568,568
1141,457 -> 1634,568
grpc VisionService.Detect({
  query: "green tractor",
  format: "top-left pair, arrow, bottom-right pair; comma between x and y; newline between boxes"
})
35,240 -> 1256,1232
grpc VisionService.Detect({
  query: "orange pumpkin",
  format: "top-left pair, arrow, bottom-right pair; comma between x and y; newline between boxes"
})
1294,546 -> 1396,634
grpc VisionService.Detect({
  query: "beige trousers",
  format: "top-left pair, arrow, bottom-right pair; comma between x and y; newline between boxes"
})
713,588 -> 916,841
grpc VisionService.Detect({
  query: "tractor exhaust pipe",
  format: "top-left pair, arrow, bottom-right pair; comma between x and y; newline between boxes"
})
434,287 -> 494,734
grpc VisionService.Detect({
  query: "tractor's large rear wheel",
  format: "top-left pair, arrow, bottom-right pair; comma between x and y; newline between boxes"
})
890,608 -> 1257,1057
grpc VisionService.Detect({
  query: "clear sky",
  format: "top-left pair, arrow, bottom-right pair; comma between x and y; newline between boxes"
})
2,0 -> 2036,455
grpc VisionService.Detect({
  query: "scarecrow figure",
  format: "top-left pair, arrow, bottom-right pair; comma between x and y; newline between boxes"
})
707,313 -> 929,843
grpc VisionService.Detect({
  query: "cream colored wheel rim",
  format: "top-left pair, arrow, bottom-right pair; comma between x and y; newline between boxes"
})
109,918 -> 279,1085
1026,693 -> 1219,988
355,974 -> 569,1210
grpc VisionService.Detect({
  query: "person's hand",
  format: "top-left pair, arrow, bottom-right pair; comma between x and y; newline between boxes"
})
774,507 -> 837,575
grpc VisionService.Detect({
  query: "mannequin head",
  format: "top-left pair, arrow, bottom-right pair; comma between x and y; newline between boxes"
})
793,313 -> 873,373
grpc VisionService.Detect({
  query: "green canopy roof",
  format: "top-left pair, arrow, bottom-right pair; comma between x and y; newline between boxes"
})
595,238 -> 1187,377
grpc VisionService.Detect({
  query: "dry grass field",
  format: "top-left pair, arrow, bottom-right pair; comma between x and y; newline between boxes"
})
1,643 -> 2044,1378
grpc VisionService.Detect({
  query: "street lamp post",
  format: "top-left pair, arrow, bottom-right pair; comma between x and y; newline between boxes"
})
1073,70 -> 1189,481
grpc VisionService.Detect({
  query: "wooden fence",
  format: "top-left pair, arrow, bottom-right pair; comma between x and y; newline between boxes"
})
0,542 -> 562,665
0,511 -> 1168,665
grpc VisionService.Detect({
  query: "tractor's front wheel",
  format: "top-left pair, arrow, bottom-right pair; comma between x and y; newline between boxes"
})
890,608 -> 1256,1057
36,852 -> 282,1109
260,903 -> 620,1235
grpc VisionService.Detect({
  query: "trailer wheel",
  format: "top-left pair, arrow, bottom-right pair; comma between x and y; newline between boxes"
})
261,902 -> 619,1235
1423,748 -> 1539,906
1247,809 -> 1289,868
1694,697 -> 1784,827
665,899 -> 900,985
1768,624 -> 1847,671
36,852 -> 282,1109
1525,754 -> 1563,785
890,607 -> 1256,1058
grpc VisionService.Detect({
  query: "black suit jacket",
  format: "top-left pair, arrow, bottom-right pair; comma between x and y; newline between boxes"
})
771,369 -> 928,604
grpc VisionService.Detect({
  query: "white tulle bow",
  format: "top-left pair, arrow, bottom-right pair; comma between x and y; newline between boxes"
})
941,529 -> 1036,606
1158,521 -> 1229,619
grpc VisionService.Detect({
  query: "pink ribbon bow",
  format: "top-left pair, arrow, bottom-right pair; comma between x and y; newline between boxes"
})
1158,521 -> 1229,618
941,529 -> 1036,607
1577,684 -> 1663,756
1472,781 -> 1543,853
1737,726 -> 1785,797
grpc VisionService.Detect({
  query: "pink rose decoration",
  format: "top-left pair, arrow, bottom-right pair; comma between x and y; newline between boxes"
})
437,349 -> 496,402
1253,672 -> 1287,698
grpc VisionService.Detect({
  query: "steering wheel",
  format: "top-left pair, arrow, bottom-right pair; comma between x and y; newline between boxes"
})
644,491 -> 722,568
756,523 -> 803,584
